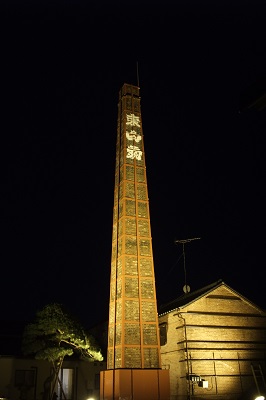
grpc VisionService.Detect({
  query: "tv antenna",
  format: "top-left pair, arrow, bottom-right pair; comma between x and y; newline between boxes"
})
174,237 -> 201,293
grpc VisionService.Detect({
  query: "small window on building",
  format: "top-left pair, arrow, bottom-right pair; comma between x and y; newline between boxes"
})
159,323 -> 167,346
15,370 -> 35,388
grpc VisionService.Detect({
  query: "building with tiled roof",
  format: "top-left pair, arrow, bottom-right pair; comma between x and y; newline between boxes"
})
158,279 -> 266,399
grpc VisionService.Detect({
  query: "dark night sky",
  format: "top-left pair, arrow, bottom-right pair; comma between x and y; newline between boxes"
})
1,0 -> 266,329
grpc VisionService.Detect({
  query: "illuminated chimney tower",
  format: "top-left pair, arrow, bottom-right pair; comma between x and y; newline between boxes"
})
100,83 -> 170,400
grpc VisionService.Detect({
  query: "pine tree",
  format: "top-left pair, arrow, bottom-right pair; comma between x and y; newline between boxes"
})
22,303 -> 103,400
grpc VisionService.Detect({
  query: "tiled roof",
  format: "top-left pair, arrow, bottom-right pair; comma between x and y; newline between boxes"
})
158,279 -> 225,315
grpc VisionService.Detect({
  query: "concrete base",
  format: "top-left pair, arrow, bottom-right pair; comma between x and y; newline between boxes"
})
100,368 -> 170,400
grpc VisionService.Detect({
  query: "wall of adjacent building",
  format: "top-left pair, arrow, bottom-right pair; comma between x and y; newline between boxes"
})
0,356 -> 106,400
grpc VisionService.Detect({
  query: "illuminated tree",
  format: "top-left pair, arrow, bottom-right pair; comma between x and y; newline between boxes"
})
22,303 -> 103,400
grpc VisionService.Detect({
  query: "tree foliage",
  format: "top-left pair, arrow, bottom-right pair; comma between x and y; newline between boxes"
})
22,303 -> 104,400
22,303 -> 104,363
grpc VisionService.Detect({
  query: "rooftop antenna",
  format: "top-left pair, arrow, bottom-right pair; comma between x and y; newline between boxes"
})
136,61 -> 140,87
174,237 -> 201,293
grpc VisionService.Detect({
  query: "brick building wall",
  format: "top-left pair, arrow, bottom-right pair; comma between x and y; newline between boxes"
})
159,282 -> 266,399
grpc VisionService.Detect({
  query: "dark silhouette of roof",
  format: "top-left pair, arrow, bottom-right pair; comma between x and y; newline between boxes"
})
158,278 -> 266,316
158,278 -> 226,315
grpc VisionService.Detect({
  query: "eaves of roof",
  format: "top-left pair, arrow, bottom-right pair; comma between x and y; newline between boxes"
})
158,278 -> 225,316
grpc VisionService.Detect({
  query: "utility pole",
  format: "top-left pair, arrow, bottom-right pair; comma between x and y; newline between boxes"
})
174,238 -> 201,293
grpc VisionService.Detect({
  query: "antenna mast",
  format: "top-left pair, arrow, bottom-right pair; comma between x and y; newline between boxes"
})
136,61 -> 140,87
174,237 -> 201,293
